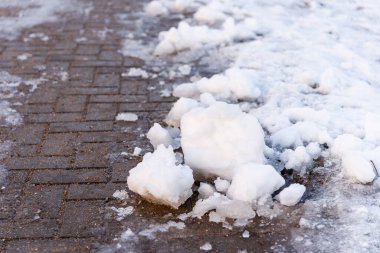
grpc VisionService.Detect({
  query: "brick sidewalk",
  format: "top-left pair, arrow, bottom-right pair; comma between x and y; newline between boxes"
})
0,1 -> 297,252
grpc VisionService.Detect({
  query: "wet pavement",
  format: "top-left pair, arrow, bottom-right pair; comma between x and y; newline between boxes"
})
0,0 -> 303,252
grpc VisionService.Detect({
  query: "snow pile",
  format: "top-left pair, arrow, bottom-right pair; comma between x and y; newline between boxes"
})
181,102 -> 265,180
127,145 -> 194,209
145,0 -> 200,17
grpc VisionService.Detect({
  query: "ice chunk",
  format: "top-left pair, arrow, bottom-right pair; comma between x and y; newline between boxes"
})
242,230 -> 250,238
178,64 -> 191,76
341,152 -> 376,184
112,190 -> 129,200
227,163 -> 285,203
127,145 -> 194,209
277,184 -> 306,206
165,97 -> 199,127
198,182 -> 215,199
181,102 -> 265,180
147,123 -> 173,149
214,177 -> 230,193
116,113 -> 138,122
192,192 -> 255,221
111,206 -> 134,221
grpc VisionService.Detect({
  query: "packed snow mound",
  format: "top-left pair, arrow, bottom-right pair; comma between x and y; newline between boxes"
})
144,0 -> 200,16
173,68 -> 261,101
277,184 -> 306,206
227,163 -> 285,203
127,145 -> 194,209
181,101 -> 265,180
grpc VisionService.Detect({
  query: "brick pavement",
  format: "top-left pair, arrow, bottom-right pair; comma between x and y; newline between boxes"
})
0,0 -> 299,252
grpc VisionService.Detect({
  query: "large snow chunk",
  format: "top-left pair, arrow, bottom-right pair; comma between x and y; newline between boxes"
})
227,163 -> 285,203
341,152 -> 376,184
277,184 -> 306,206
181,102 -> 265,180
145,1 -> 168,16
127,145 -> 194,209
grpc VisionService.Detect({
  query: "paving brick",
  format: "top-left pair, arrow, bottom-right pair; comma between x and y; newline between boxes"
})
59,201 -> 106,237
56,95 -> 87,113
16,185 -> 65,219
76,45 -> 100,55
26,113 -> 82,123
31,169 -> 107,184
99,50 -> 122,61
67,183 -> 126,200
94,73 -> 120,87
119,102 -> 173,112
86,103 -> 117,121
0,219 -> 58,239
75,143 -> 109,168
123,56 -> 144,67
78,131 -> 126,143
0,189 -> 21,219
69,67 -> 94,82
49,121 -> 113,133
72,60 -> 121,67
7,156 -> 72,170
11,124 -> 46,145
13,145 -> 39,157
20,104 -> 55,114
41,133 -> 77,156
27,89 -> 58,104
4,171 -> 28,189
120,80 -> 148,95
6,239 -> 92,253
89,94 -> 146,103
62,87 -> 118,95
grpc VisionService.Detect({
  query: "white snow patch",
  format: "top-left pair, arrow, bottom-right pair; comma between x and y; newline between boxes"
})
116,113 -> 138,122
112,190 -> 129,200
138,221 -> 185,240
200,242 -> 212,251
122,68 -> 149,79
111,206 -> 134,221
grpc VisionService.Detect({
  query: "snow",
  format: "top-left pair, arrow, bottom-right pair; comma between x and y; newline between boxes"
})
0,0 -> 88,40
111,206 -> 134,221
200,242 -> 212,251
227,163 -> 285,203
127,145 -> 194,209
117,0 -> 380,249
122,68 -> 149,79
116,113 -> 138,122
242,230 -> 250,238
214,177 -> 230,193
133,147 -> 142,156
112,190 -> 129,200
181,102 -> 265,180
277,184 -> 306,207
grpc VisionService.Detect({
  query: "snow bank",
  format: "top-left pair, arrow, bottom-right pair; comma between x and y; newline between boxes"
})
127,145 -> 194,209
181,102 -> 265,180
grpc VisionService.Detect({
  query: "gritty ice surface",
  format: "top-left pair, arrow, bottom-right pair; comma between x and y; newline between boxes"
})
116,113 -> 138,122
127,145 -> 194,209
138,221 -> 185,240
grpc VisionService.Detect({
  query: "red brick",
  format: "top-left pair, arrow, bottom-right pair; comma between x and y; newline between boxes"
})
30,169 -> 107,184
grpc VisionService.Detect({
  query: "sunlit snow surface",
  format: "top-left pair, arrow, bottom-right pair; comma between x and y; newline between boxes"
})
125,0 -> 380,251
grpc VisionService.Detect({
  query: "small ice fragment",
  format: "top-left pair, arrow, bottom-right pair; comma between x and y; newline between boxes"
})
17,53 -> 32,61
120,228 -> 136,241
242,230 -> 250,238
111,206 -> 134,221
198,182 -> 215,199
122,68 -> 149,79
112,190 -> 129,200
116,113 -> 138,122
133,147 -> 142,156
200,242 -> 212,251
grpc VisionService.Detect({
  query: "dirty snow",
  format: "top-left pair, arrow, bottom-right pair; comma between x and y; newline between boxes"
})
138,221 -> 185,240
